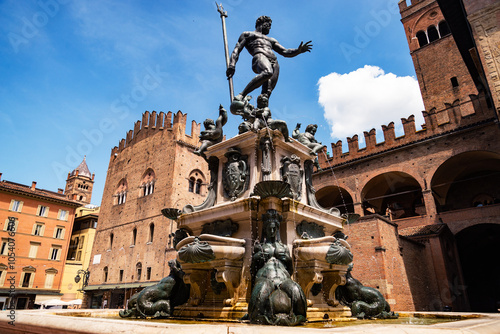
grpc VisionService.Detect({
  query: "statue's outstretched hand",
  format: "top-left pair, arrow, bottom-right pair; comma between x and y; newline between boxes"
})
226,67 -> 235,78
298,41 -> 312,53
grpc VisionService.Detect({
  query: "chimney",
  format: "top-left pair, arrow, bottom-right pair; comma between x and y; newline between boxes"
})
72,194 -> 77,200
92,173 -> 95,181
75,170 -> 79,177
31,181 -> 37,191
0,173 -> 2,181
58,188 -> 64,194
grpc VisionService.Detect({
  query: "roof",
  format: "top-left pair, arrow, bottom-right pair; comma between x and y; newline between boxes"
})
399,223 -> 447,238
70,156 -> 92,178
0,180 -> 81,207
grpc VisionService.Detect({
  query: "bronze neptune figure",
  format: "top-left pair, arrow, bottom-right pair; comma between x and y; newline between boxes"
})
226,16 -> 312,100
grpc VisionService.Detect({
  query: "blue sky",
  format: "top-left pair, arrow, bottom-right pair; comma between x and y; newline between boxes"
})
0,0 -> 424,206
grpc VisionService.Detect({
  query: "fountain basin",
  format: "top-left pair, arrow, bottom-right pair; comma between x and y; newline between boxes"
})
1,309 -> 498,334
176,234 -> 246,262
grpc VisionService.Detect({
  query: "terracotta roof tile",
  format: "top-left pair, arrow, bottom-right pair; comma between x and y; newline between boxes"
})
0,181 -> 81,207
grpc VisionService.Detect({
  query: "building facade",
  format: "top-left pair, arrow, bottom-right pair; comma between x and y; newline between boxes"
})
314,0 -> 500,312
84,111 -> 208,308
0,174 -> 81,309
60,204 -> 99,303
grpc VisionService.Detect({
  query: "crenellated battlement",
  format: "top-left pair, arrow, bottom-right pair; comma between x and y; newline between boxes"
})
319,93 -> 495,167
111,110 -> 201,156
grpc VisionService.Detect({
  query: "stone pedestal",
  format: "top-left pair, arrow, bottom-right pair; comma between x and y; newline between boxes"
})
173,129 -> 350,321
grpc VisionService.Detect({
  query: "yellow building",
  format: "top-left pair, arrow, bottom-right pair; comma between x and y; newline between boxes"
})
60,205 -> 99,303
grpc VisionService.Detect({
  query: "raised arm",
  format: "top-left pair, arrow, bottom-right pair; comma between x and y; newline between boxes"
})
216,104 -> 228,128
273,40 -> 312,58
226,33 -> 248,78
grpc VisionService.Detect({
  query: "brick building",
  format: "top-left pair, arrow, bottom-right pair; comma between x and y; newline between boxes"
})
84,111 -> 208,308
314,0 -> 500,312
0,174 -> 81,309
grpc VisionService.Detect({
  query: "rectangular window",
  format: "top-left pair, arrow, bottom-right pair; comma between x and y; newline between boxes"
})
33,223 -> 44,236
44,273 -> 55,289
0,240 -> 8,256
4,218 -> 18,232
76,251 -> 82,261
21,273 -> 31,288
49,247 -> 61,261
37,205 -> 49,217
57,210 -> 69,221
79,236 -> 85,249
119,270 -> 124,282
28,243 -> 40,258
146,267 -> 151,280
54,227 -> 65,239
9,200 -> 23,212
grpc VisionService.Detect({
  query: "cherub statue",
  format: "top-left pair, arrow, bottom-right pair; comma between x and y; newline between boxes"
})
292,123 -> 326,155
194,105 -> 228,159
231,94 -> 290,142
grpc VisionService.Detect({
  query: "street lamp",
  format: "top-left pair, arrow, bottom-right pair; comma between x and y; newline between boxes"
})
74,269 -> 90,287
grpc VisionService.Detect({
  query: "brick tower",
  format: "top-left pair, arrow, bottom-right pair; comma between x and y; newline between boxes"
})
399,0 -> 479,113
65,156 -> 95,204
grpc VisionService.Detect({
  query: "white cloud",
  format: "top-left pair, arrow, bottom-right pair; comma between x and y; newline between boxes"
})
318,65 -> 425,143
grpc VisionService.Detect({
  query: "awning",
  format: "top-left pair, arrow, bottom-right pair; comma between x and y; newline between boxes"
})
67,299 -> 82,305
35,298 -> 70,306
83,282 -> 158,291
35,295 -> 64,304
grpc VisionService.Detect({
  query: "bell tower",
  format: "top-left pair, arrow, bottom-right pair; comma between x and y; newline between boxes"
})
65,156 -> 94,204
398,0 -> 479,112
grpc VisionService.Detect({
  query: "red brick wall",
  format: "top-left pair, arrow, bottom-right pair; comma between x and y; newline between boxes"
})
88,111 -> 208,286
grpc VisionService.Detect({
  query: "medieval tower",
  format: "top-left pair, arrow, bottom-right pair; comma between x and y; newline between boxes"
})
313,0 -> 500,312
84,110 -> 208,308
65,156 -> 95,204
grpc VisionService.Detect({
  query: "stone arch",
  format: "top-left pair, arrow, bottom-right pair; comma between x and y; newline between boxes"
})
416,30 -> 428,47
315,185 -> 355,215
410,6 -> 444,42
431,151 -> 500,213
361,171 -> 425,218
455,224 -> 500,312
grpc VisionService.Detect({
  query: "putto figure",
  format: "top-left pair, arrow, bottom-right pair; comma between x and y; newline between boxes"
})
292,123 -> 326,155
194,104 -> 228,159
226,15 -> 312,100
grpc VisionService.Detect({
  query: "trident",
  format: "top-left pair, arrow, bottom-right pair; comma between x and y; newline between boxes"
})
216,3 -> 234,102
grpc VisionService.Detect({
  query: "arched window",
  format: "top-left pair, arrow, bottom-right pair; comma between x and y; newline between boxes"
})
188,177 -> 195,192
416,30 -> 428,47
195,179 -> 202,194
188,170 -> 206,194
427,25 -> 439,43
149,223 -> 154,243
103,267 -> 108,282
132,228 -> 137,246
438,20 -> 450,37
136,262 -> 142,280
141,169 -> 156,197
115,179 -> 128,205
